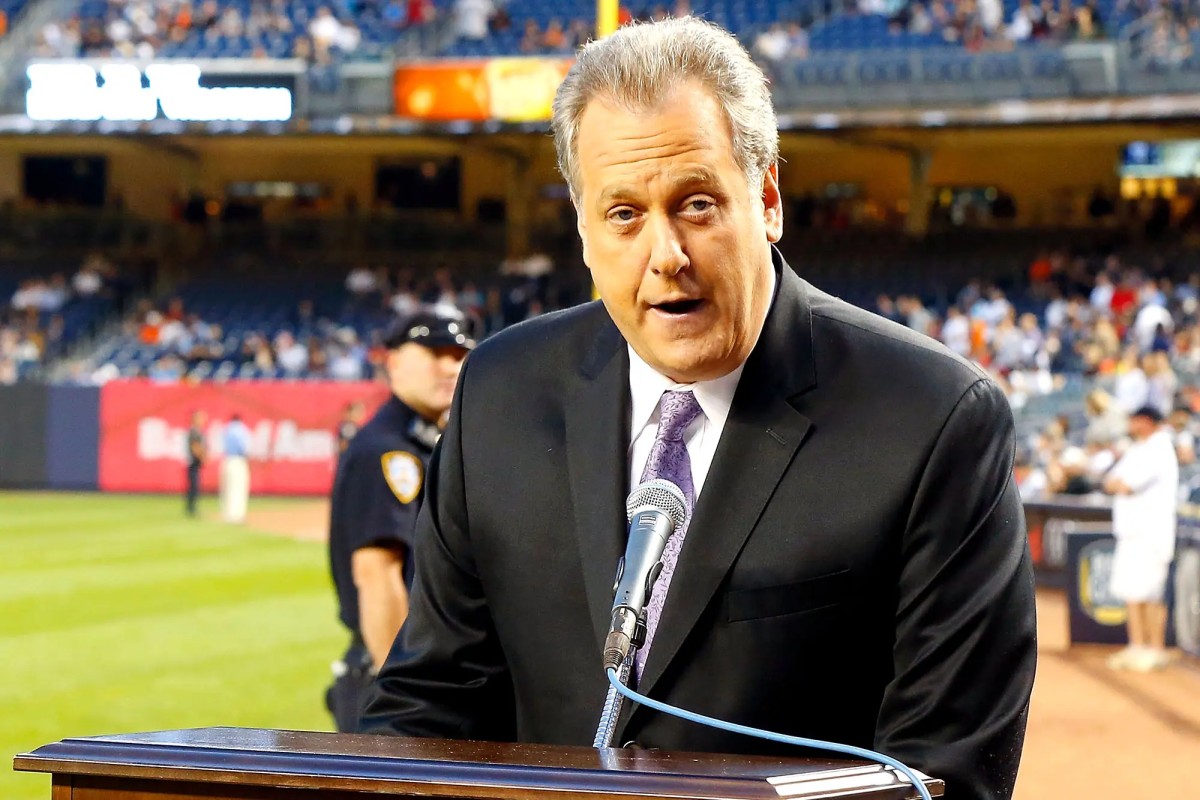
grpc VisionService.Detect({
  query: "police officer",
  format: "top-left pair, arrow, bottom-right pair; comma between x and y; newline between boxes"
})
184,410 -> 207,517
325,308 -> 475,732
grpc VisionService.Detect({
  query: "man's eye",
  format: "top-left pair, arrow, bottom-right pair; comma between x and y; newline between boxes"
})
687,199 -> 713,212
609,208 -> 635,222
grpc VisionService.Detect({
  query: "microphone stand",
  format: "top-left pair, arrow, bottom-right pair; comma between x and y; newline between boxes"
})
594,603 -> 648,747
592,650 -> 635,748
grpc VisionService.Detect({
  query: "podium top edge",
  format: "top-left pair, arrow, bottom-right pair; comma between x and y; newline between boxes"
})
13,727 -> 943,800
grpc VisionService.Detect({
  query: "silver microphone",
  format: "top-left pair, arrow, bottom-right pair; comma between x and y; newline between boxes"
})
603,478 -> 688,671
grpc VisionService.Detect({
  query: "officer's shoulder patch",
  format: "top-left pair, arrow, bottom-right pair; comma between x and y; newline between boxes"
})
380,451 -> 423,504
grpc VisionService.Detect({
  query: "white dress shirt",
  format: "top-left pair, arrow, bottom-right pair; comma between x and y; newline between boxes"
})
627,347 -> 743,498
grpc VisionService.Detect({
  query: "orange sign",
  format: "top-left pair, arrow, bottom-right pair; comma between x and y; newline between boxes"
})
393,58 -> 573,122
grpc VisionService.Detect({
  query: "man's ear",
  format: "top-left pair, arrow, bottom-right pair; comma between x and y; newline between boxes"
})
762,163 -> 783,243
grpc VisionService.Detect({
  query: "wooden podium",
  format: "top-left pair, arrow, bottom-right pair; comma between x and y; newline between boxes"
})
15,728 -> 943,800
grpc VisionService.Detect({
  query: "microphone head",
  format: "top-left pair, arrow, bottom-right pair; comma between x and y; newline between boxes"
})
626,478 -> 688,529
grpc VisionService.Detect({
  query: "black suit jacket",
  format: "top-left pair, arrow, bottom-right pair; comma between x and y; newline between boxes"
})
362,254 -> 1037,800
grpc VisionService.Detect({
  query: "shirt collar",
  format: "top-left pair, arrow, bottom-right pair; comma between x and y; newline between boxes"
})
626,267 -> 774,442
627,349 -> 744,445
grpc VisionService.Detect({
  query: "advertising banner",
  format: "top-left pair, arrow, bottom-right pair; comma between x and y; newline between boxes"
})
99,380 -> 389,495
393,57 -> 572,122
26,61 -> 297,122
1065,521 -> 1177,647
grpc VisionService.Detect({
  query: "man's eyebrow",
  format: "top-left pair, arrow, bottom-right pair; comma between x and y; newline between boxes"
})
597,185 -> 638,207
672,168 -> 722,188
595,169 -> 723,207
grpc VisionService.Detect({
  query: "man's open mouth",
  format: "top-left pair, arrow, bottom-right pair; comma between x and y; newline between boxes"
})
653,299 -> 704,315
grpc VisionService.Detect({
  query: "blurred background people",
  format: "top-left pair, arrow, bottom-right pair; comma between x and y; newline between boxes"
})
219,413 -> 251,524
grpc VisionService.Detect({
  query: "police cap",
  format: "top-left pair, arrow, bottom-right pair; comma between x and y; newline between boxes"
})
383,309 -> 477,351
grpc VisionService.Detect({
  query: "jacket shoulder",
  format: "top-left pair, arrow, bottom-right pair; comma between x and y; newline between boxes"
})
464,301 -> 612,383
806,287 -> 994,396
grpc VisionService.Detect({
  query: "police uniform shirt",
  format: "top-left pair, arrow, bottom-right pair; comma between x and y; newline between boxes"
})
328,396 -> 439,634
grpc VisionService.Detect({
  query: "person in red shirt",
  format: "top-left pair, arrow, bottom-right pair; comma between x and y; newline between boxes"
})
1110,274 -> 1139,319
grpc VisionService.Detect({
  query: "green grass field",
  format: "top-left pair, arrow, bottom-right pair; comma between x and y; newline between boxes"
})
0,492 -> 343,800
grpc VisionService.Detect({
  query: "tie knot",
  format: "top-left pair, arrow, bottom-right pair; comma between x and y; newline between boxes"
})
657,390 -> 703,441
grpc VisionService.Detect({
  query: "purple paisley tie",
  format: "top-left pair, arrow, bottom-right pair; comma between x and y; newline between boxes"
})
635,389 -> 703,679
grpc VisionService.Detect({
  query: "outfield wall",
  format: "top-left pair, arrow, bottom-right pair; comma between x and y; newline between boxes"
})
0,380 -> 389,495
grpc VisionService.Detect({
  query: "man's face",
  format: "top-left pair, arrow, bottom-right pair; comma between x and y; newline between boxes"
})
574,81 -> 782,383
1129,415 -> 1155,440
387,343 -> 468,422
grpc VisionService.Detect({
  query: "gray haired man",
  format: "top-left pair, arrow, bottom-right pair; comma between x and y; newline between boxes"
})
363,19 -> 1036,800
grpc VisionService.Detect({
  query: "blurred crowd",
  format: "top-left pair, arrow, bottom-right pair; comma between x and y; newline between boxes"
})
93,257 -> 577,383
345,257 -> 563,336
22,0 -> 1200,68
1015,391 -> 1195,500
35,1 -> 404,62
449,0 -> 595,53
876,252 -> 1199,385
30,0 -> 709,60
753,21 -> 811,62
451,0 -> 696,52
872,248 -> 1200,499
1133,2 -> 1200,67
0,254 -> 126,384
889,0 -> 1110,48
122,294 -> 375,382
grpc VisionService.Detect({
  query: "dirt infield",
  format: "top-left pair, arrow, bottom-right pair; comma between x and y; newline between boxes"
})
243,499 -> 330,542
1017,589 -> 1199,800
249,500 -> 1200,798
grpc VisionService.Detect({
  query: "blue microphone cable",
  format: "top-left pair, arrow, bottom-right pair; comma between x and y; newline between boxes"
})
604,667 -> 933,800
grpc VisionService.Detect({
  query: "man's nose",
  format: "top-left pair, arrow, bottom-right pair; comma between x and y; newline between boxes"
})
646,215 -> 688,277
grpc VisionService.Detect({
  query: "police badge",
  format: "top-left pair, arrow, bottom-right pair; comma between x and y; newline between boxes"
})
380,451 -> 423,504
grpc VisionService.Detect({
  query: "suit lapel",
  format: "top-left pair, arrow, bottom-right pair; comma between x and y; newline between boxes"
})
565,312 -> 631,650
632,254 -> 819,705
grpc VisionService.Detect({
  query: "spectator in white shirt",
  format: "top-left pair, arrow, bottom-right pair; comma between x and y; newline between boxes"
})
1143,351 -> 1177,418
940,305 -> 971,357
41,274 -> 69,312
1091,272 -> 1115,313
11,280 -> 39,311
1113,347 -> 1149,414
455,0 -> 494,40
753,24 -> 789,62
979,0 -> 1004,31
309,7 -> 343,53
336,21 -> 362,52
1133,299 -> 1173,351
73,266 -> 103,296
909,3 -> 934,34
329,345 -> 364,380
346,266 -> 378,295
276,332 -> 310,375
1007,0 -> 1034,40
1104,406 -> 1179,672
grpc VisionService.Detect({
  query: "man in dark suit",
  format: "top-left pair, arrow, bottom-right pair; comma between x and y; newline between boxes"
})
362,17 -> 1036,800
